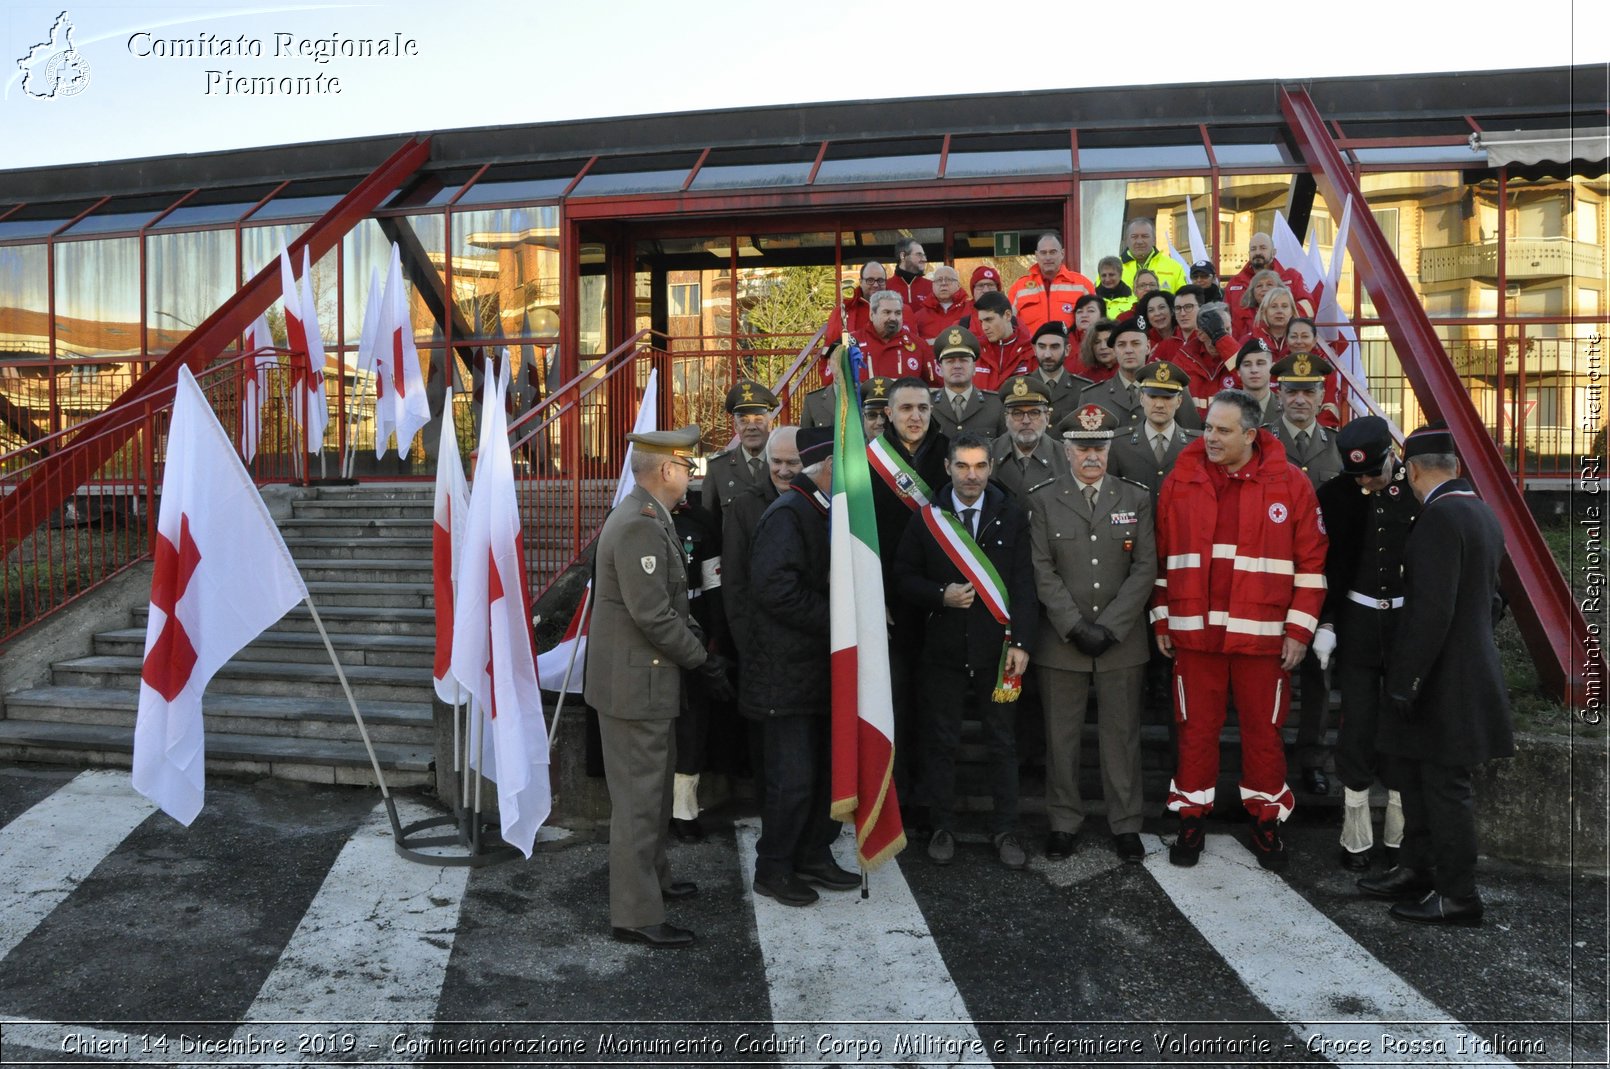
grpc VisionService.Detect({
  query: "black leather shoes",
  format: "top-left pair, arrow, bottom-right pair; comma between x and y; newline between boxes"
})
1045,831 -> 1077,860
753,872 -> 818,907
795,860 -> 860,891
1169,816 -> 1205,867
1339,850 -> 1371,872
661,881 -> 698,901
612,922 -> 695,948
669,817 -> 705,843
1113,832 -> 1146,863
1301,767 -> 1331,796
1357,866 -> 1434,900
1390,891 -> 1484,927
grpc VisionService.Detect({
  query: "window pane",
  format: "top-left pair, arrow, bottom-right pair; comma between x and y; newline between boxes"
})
1079,144 -> 1210,172
248,194 -> 345,222
570,169 -> 690,197
243,224 -> 336,347
0,244 -> 49,363
450,206 -> 561,341
150,186 -> 279,229
0,201 -> 97,241
61,194 -> 184,236
690,161 -> 814,190
54,237 -> 140,358
814,154 -> 938,184
146,229 -> 237,354
1081,177 -> 1211,283
1218,174 -> 1297,280
1505,172 -> 1607,322
342,215 -> 449,346
1353,145 -> 1486,166
945,149 -> 1071,179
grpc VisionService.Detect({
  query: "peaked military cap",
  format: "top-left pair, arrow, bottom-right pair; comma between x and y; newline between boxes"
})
998,375 -> 1050,408
936,326 -> 981,362
725,379 -> 777,414
1056,403 -> 1120,441
627,424 -> 702,458
862,376 -> 894,408
1403,420 -> 1456,460
1136,361 -> 1189,395
1337,415 -> 1395,476
1271,351 -> 1335,387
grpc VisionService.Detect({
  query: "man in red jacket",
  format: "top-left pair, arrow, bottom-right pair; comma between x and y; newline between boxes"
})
1223,233 -> 1313,326
818,260 -> 887,354
1006,233 -> 1097,335
1153,389 -> 1328,871
889,237 -> 935,312
973,291 -> 1035,391
914,266 -> 974,341
837,290 -> 936,384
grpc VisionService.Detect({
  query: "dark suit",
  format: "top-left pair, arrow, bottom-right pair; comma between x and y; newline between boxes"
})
1107,422 -> 1199,501
989,433 -> 1067,504
894,483 -> 1038,836
1381,478 -> 1513,898
1029,369 -> 1092,429
719,480 -> 781,665
1028,473 -> 1157,835
585,485 -> 708,929
931,386 -> 1004,441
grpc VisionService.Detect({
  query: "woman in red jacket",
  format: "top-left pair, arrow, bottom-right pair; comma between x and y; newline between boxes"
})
1079,318 -> 1119,382
1067,294 -> 1105,369
1233,269 -> 1284,336
1250,287 -> 1299,361
1138,291 -> 1180,347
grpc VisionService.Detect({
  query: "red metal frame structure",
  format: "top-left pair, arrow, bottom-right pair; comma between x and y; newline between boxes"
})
1280,85 -> 1600,707
0,136 -> 432,556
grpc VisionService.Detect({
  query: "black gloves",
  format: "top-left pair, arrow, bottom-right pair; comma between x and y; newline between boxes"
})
1068,619 -> 1118,657
696,653 -> 736,704
1196,307 -> 1229,342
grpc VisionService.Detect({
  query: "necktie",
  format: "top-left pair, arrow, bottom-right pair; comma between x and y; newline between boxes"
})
961,507 -> 978,537
952,394 -> 966,421
1082,483 -> 1098,509
1296,429 -> 1311,451
748,456 -> 762,480
1153,432 -> 1167,463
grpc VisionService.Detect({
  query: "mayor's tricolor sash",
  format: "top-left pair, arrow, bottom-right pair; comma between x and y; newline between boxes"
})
867,437 -> 933,512
916,502 -> 1021,702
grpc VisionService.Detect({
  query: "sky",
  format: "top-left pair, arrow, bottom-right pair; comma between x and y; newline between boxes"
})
1,0 -> 1607,172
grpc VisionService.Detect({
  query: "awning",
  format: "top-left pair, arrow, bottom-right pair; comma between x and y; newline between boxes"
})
1474,127 -> 1610,168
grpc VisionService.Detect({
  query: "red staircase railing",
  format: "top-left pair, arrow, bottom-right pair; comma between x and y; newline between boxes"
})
0,136 -> 432,557
1281,85 -> 1601,706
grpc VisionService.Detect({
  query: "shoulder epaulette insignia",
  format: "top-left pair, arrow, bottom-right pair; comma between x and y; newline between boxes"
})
639,505 -> 658,517
1115,475 -> 1151,492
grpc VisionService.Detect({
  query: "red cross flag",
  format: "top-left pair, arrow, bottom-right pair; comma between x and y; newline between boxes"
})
132,367 -> 309,825
449,363 -> 551,856
379,243 -> 432,458
278,246 -> 329,454
239,313 -> 275,464
432,386 -> 469,705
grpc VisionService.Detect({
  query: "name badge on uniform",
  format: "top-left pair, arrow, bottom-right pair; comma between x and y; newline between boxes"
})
641,555 -> 657,575
1109,511 -> 1138,525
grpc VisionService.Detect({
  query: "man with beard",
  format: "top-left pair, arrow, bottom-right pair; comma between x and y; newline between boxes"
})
835,290 -> 935,385
1025,322 -> 1091,428
1006,232 -> 1096,335
990,376 -> 1068,503
1223,233 -> 1313,328
888,237 -> 934,311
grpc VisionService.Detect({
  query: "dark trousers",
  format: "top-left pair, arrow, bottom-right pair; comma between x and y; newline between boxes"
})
1293,649 -> 1330,769
754,714 -> 840,882
1381,754 -> 1478,898
921,663 -> 1019,837
889,635 -> 924,802
1335,660 -> 1386,790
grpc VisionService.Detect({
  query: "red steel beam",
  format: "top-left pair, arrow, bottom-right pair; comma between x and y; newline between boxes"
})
1280,85 -> 1598,707
2,136 -> 432,553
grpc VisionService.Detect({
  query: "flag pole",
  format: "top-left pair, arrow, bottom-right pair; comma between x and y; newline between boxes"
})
546,585 -> 594,747
342,369 -> 371,479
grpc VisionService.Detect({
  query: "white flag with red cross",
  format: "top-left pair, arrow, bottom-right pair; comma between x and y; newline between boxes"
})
278,247 -> 328,455
432,386 -> 470,705
379,243 -> 432,459
133,367 -> 308,825
449,363 -> 551,856
240,313 -> 275,463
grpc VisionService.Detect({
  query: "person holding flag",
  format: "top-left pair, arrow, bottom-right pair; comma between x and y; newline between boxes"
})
893,433 -> 1038,869
585,423 -> 733,948
742,426 -> 862,905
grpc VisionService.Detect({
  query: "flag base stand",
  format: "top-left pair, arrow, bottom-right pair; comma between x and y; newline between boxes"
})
388,798 -> 521,868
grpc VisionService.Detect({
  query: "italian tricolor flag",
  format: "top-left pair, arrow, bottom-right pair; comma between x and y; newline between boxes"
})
828,341 -> 906,870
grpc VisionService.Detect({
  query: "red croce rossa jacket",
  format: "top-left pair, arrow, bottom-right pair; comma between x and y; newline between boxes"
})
1151,429 -> 1328,656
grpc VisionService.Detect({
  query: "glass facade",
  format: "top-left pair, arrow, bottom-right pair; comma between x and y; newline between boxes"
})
1,85 -> 1604,480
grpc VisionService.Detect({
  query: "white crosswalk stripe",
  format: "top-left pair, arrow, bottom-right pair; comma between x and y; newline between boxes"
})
0,770 -> 155,962
1143,832 -> 1518,1067
736,819 -> 989,1067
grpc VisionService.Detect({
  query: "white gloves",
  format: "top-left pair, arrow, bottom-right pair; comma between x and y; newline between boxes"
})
1312,625 -> 1337,670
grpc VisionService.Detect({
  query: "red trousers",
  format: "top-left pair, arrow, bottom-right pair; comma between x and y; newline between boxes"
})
1167,647 -> 1295,822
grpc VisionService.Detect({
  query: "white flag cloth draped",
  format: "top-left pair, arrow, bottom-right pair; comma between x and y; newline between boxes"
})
240,313 -> 274,463
449,364 -> 551,856
133,367 -> 308,825
534,368 -> 659,694
1183,196 -> 1211,266
432,387 -> 470,705
354,265 -> 396,455
379,244 -> 432,459
278,247 -> 329,454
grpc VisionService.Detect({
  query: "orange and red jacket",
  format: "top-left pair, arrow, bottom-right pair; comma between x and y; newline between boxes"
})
1151,431 -> 1328,656
824,325 -> 937,386
976,326 -> 1035,392
1225,262 -> 1314,336
1006,266 -> 1096,335
913,296 -> 974,341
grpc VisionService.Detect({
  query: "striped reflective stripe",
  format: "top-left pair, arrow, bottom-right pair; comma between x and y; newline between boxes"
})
1166,779 -> 1215,808
1206,611 -> 1285,636
1286,609 -> 1320,632
1271,678 -> 1283,724
1293,572 -> 1326,588
1240,783 -> 1294,821
1165,553 -> 1201,569
1170,615 -> 1205,630
1176,676 -> 1188,722
1148,605 -> 1169,623
1047,283 -> 1086,293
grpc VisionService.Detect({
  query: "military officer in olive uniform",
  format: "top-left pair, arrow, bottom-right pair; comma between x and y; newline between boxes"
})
1025,322 -> 1092,428
1029,404 -> 1158,863
990,376 -> 1068,503
1314,417 -> 1417,871
1080,321 -> 1202,433
798,383 -> 834,430
701,379 -> 777,530
799,375 -> 893,439
931,327 -> 1005,441
1268,351 -> 1344,795
1107,360 -> 1200,501
586,425 -> 733,949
